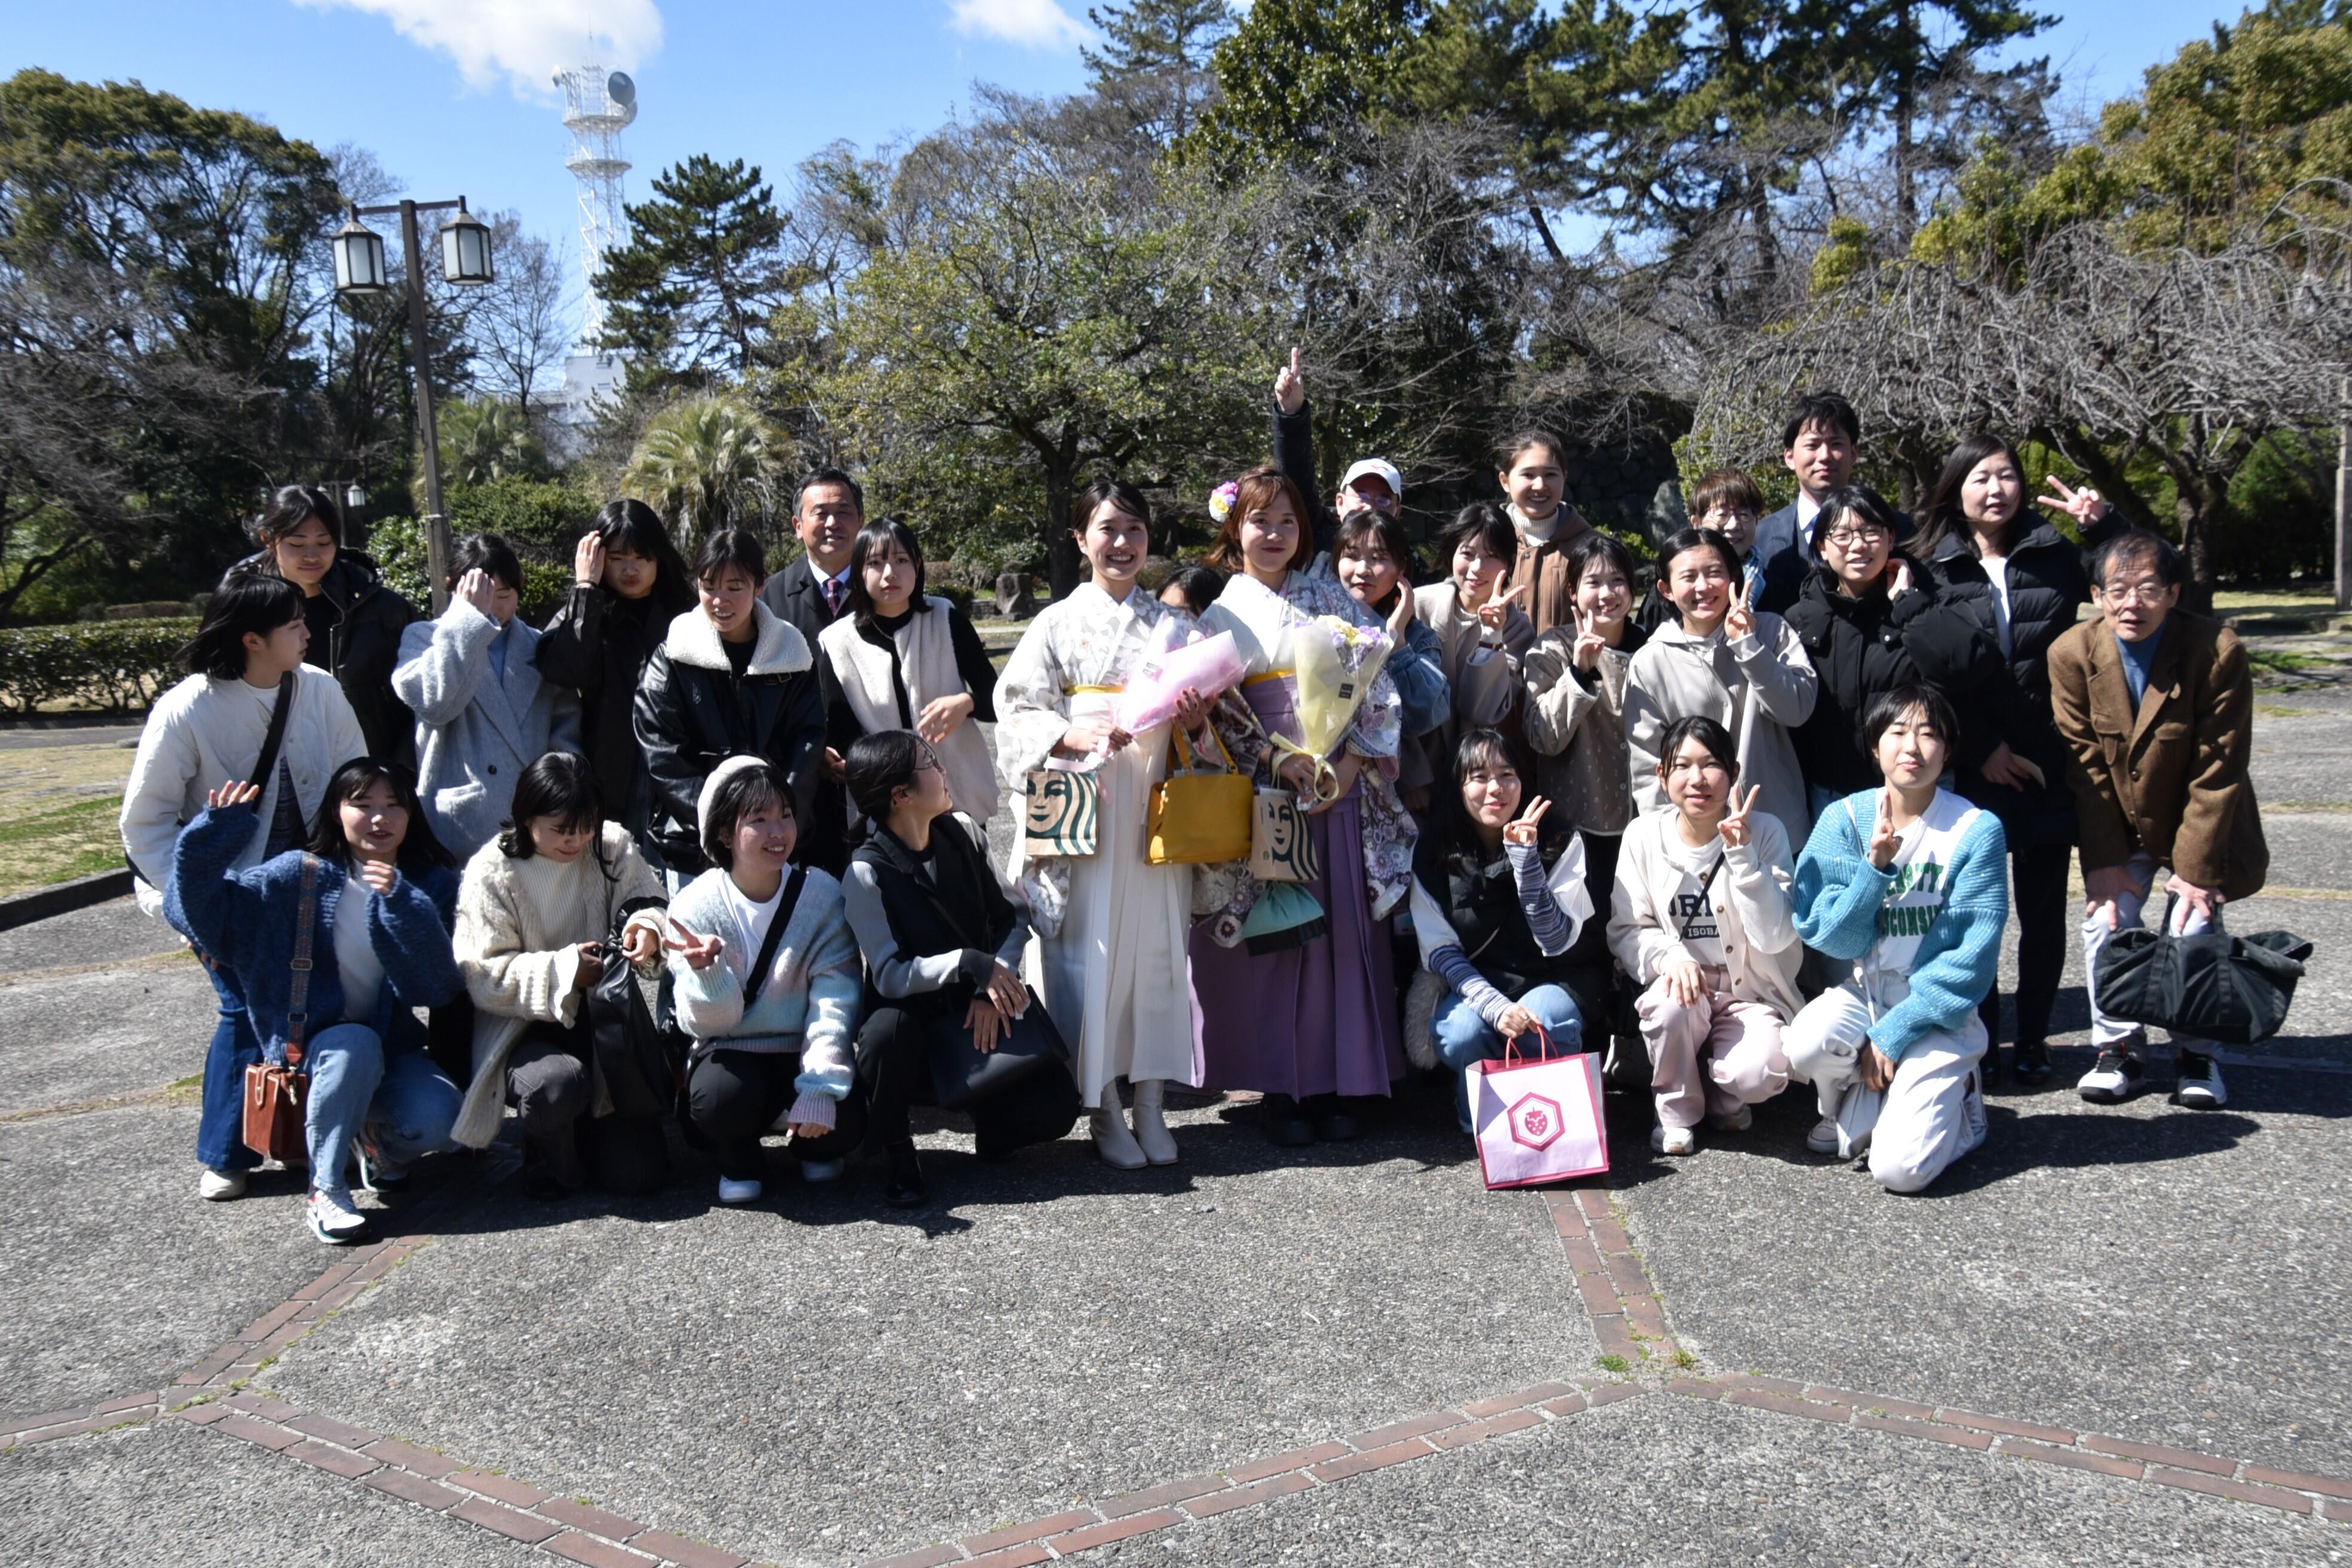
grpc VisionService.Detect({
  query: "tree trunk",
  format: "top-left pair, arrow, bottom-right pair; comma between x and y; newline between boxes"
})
2170,464 -> 2224,615
1043,460 -> 1083,602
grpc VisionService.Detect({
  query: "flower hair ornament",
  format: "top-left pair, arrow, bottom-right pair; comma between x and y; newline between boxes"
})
1208,480 -> 1240,525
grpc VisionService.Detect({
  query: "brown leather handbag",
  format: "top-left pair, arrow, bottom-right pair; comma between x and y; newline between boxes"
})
241,855 -> 318,1164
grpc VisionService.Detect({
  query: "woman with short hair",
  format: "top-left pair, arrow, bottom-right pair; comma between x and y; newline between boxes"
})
241,485 -> 421,765
121,568 -> 368,1202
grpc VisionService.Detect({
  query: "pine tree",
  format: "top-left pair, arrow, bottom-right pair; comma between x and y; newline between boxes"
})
1082,0 -> 1237,141
593,155 -> 791,391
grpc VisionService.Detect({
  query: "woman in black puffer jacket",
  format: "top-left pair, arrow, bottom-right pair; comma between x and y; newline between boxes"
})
1784,485 -> 2001,813
1914,434 -> 2131,1083
240,485 -> 421,769
534,500 -> 696,846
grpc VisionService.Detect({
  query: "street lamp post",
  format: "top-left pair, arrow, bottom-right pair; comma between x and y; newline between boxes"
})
332,198 -> 494,612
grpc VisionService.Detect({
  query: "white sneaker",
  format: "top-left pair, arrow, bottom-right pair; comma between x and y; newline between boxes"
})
716,1176 -> 764,1205
1650,1124 -> 1696,1156
1805,1117 -> 1841,1156
1129,1079 -> 1180,1166
1092,1085 -> 1147,1170
1961,1071 -> 1989,1155
305,1189 -> 372,1245
2175,1053 -> 2227,1108
198,1168 -> 247,1201
1708,1105 -> 1753,1134
2077,1038 -> 2148,1103
797,1158 -> 845,1184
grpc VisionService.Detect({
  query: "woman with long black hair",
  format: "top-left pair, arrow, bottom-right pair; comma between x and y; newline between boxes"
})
535,500 -> 697,844
1913,435 -> 2127,1083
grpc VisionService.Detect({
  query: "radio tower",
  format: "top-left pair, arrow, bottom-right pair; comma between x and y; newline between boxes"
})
554,65 -> 636,347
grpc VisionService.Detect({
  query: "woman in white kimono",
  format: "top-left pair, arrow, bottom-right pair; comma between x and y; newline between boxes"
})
996,479 -> 1217,1170
1193,466 -> 1415,1148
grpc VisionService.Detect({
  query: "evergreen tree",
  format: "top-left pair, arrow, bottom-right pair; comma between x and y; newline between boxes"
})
1083,0 -> 1236,140
593,155 -> 792,392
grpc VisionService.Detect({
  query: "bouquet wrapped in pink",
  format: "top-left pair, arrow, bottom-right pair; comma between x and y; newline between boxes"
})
1113,619 -> 1247,736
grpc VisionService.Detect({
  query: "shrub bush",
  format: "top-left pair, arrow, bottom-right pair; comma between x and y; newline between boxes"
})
0,617 -> 196,715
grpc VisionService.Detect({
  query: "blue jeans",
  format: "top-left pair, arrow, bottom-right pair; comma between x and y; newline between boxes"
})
304,1023 -> 463,1205
196,960 -> 262,1174
1432,984 -> 1585,1132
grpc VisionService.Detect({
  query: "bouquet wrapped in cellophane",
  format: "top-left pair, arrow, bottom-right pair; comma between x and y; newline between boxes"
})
1273,615 -> 1394,802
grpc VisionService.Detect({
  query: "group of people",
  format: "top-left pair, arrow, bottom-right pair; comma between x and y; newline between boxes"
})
117,359 -> 2270,1245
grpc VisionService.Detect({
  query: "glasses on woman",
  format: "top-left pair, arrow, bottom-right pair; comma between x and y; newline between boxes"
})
1822,524 -> 1890,547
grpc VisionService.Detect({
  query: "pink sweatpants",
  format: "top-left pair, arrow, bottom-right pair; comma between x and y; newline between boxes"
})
1636,967 -> 1791,1130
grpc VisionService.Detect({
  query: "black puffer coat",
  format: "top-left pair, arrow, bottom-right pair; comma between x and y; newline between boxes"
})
535,577 -> 696,829
632,602 -> 827,877
239,548 -> 419,768
1784,560 -> 2003,797
1921,511 -> 2129,844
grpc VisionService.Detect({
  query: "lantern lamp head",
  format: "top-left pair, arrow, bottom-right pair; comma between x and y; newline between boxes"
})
439,200 -> 494,286
331,212 -> 390,298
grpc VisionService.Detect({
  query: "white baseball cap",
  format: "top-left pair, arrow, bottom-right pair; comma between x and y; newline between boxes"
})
1340,457 -> 1403,503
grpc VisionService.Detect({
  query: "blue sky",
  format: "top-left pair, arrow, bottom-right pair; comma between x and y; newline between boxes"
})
5,0 -> 2259,342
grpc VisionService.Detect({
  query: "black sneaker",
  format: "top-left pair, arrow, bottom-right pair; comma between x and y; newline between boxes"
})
2077,1043 -> 2147,1103
884,1146 -> 930,1208
2013,1042 -> 2053,1083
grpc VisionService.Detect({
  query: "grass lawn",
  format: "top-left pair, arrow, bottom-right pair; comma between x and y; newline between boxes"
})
0,796 -> 125,898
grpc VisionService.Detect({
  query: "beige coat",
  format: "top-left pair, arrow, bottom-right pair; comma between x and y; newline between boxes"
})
1521,629 -> 1636,837
1608,807 -> 1804,1022
1402,581 -> 1534,794
449,823 -> 667,1147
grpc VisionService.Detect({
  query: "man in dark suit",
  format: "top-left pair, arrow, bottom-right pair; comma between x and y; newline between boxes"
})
760,467 -> 865,872
1754,392 -> 1861,614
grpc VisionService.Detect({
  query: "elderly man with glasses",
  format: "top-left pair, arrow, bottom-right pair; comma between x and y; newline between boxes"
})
2048,530 -> 2270,1109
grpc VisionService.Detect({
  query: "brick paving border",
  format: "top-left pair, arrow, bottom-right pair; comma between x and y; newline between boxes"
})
5,1157 -> 2350,1565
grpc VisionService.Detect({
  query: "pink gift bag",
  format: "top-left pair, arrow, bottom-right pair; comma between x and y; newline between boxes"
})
1467,1032 -> 1609,1190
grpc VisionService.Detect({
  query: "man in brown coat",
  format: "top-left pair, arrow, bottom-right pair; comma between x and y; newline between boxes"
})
2049,531 -> 2267,1108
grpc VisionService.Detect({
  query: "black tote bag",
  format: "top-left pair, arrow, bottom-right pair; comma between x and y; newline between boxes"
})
2092,921 -> 2312,1046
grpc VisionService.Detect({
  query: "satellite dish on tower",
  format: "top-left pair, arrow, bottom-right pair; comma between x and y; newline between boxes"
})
608,72 -> 636,111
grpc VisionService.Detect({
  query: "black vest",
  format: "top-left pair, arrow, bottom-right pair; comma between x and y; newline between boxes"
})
1414,829 -> 1582,999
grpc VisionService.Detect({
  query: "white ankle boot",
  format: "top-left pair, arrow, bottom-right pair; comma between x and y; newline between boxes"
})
1092,1082 -> 1147,1169
1130,1078 -> 1178,1166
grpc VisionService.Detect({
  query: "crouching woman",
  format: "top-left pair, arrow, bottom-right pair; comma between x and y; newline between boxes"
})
662,758 -> 866,1207
168,760 -> 464,1244
1787,686 -> 2009,1193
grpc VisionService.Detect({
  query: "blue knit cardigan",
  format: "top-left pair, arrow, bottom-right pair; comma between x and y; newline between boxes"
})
1793,788 -> 2009,1061
167,803 -> 463,1063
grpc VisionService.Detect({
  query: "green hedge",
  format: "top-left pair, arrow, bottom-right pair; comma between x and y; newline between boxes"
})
0,617 -> 196,715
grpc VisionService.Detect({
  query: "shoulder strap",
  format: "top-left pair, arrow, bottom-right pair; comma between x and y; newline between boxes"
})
1676,852 -> 1726,941
284,854 -> 320,1066
252,670 -> 297,792
740,866 -> 809,1012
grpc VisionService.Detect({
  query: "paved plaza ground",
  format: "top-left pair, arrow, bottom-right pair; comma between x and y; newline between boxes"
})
5,693 -> 2351,1566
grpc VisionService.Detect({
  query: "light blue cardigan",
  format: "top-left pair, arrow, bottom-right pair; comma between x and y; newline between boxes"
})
1793,788 -> 2009,1061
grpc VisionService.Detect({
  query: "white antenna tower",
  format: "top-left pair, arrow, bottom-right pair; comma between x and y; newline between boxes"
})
553,63 -> 637,348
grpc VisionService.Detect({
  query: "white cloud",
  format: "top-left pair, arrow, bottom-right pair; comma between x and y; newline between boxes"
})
293,0 -> 664,96
948,0 -> 1089,50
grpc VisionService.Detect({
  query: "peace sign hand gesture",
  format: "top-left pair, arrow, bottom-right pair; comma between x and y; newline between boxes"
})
1478,580 -> 1529,634
1502,795 -> 1551,848
662,919 -> 725,973
1274,346 -> 1306,415
1569,605 -> 1607,673
1717,783 -> 1761,849
1723,575 -> 1758,642
2036,476 -> 2112,528
1867,786 -> 1902,871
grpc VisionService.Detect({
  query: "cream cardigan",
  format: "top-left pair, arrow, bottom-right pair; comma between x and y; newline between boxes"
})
449,823 -> 667,1147
817,598 -> 999,822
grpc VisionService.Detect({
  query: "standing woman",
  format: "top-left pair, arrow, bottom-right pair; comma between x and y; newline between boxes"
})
1784,485 -> 2001,823
997,479 -> 1217,1168
393,534 -> 581,859
1401,503 -> 1535,804
168,760 -> 464,1243
1193,467 -> 1415,1147
1523,531 -> 1648,893
450,752 -> 670,1198
817,517 -> 1002,829
243,485 -> 419,767
1915,436 -> 2127,1083
1330,509 -> 1450,812
121,571 -> 366,1200
1625,527 -> 1818,847
535,500 -> 697,844
635,527 -> 826,883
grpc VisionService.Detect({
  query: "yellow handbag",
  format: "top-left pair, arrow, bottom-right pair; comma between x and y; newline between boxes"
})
1146,726 -> 1254,866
